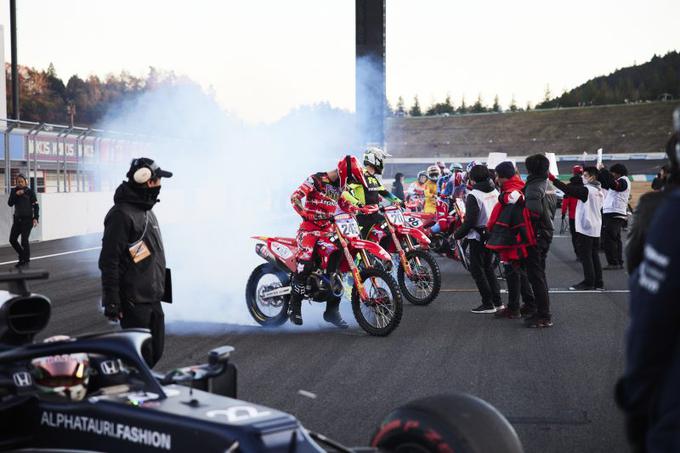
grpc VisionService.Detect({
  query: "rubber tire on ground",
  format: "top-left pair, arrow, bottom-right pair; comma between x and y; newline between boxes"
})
351,267 -> 403,337
370,393 -> 524,453
245,263 -> 290,327
397,249 -> 441,306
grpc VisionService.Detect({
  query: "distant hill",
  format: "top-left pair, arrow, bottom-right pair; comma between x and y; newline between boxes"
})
537,51 -> 680,109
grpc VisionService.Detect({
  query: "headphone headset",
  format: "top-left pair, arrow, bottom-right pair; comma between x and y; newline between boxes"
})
130,158 -> 159,184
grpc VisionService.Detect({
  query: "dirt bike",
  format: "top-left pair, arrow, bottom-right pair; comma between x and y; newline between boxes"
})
246,207 -> 403,336
365,204 -> 442,306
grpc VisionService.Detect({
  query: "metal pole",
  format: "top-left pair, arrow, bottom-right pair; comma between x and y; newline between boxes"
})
62,129 -> 73,192
25,124 -> 39,190
32,123 -> 45,192
75,129 -> 89,192
9,0 -> 19,120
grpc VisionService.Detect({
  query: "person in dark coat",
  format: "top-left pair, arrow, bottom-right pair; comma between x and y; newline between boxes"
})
616,187 -> 680,452
7,174 -> 39,267
453,165 -> 502,313
391,172 -> 405,201
99,158 -> 172,367
523,154 -> 554,327
626,112 -> 680,273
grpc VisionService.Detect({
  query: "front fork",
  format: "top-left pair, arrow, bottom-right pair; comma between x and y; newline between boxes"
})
336,224 -> 370,301
385,219 -> 413,277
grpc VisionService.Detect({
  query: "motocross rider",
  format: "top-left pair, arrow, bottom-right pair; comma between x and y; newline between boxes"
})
289,155 -> 368,327
343,147 -> 401,238
423,165 -> 440,214
407,171 -> 428,210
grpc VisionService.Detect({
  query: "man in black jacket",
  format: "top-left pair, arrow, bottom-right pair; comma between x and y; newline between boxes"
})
99,158 -> 172,367
7,174 -> 39,267
523,154 -> 554,327
598,163 -> 630,270
453,165 -> 502,313
550,167 -> 604,290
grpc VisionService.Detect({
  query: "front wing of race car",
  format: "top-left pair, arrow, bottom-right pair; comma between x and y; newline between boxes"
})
9,385 -> 323,452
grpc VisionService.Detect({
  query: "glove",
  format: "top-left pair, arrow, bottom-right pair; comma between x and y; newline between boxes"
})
103,293 -> 122,321
346,205 -> 359,214
548,172 -> 556,182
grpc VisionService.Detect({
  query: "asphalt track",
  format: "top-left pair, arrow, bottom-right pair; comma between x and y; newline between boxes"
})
0,234 -> 630,453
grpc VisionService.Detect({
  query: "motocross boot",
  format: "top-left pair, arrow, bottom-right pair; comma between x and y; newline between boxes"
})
289,281 -> 305,325
323,297 -> 348,329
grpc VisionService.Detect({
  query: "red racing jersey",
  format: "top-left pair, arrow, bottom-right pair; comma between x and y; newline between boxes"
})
291,172 -> 355,231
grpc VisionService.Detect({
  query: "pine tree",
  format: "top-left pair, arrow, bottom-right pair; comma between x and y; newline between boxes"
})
471,93 -> 485,113
409,96 -> 422,116
526,101 -> 532,111
396,96 -> 406,116
509,95 -> 518,112
492,95 -> 501,112
457,96 -> 467,114
543,84 -> 552,103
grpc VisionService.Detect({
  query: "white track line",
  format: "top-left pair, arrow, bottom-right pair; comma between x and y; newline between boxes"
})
0,246 -> 102,266
441,288 -> 630,294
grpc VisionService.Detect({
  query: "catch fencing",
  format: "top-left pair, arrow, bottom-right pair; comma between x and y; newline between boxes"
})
0,119 -> 157,194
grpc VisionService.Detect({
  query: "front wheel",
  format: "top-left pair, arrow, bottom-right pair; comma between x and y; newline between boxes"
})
352,268 -> 403,336
245,263 -> 290,327
397,250 -> 441,305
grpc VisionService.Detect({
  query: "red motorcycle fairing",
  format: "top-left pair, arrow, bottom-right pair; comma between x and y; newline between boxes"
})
347,238 -> 392,261
395,225 -> 431,248
252,236 -> 298,273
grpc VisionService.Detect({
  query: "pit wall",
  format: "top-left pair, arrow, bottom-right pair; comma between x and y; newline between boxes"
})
0,192 -> 114,246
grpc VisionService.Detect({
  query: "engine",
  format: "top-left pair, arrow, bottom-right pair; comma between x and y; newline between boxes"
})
306,271 -> 344,301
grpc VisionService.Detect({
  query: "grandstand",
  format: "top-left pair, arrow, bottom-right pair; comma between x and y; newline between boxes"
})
386,102 -> 678,158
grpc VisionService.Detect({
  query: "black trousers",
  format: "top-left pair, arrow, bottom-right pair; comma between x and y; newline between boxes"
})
504,262 -> 535,311
603,215 -> 626,265
468,239 -> 501,307
525,244 -> 551,319
121,301 -> 165,368
576,233 -> 603,287
9,216 -> 33,262
569,218 -> 579,258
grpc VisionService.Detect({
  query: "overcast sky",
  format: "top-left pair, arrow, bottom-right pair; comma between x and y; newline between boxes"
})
0,0 -> 677,123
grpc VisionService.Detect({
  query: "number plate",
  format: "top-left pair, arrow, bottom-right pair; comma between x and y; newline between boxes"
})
404,214 -> 423,228
385,210 -> 405,226
337,218 -> 361,237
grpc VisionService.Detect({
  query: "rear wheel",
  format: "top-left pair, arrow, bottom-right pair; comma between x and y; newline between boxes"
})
245,263 -> 290,327
351,268 -> 402,336
371,393 -> 524,453
397,250 -> 441,305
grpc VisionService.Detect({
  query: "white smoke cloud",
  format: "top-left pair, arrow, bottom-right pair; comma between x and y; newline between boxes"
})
97,80 -> 363,330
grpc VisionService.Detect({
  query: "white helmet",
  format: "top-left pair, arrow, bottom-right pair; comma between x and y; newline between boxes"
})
363,146 -> 391,175
426,165 -> 441,181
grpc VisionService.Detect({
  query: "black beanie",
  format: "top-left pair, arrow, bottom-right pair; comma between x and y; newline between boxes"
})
495,161 -> 516,179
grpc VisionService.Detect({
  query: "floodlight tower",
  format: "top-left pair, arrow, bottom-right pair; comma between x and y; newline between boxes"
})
355,0 -> 386,146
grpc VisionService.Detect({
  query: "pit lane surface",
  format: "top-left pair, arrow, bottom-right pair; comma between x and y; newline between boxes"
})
1,234 -> 629,452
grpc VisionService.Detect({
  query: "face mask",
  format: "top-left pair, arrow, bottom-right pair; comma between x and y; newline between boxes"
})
147,186 -> 161,200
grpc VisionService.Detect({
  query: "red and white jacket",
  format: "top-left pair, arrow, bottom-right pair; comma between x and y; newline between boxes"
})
291,172 -> 355,231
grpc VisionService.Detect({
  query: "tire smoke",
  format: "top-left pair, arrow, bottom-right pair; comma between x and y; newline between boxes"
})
97,81 -> 362,330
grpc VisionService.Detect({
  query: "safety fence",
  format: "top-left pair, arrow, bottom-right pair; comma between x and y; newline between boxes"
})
0,119 -> 158,194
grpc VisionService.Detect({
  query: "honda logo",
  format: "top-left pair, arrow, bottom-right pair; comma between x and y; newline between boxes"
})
13,371 -> 32,387
99,360 -> 121,375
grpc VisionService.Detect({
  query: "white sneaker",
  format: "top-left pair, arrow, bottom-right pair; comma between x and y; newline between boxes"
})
471,305 -> 497,314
